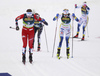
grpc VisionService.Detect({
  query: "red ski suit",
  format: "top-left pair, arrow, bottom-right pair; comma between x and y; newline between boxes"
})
15,14 -> 42,49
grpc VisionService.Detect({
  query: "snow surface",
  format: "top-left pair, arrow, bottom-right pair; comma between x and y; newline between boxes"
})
0,0 -> 100,76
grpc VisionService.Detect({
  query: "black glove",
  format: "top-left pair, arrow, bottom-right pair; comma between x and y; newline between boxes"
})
16,26 -> 19,31
43,21 -> 48,25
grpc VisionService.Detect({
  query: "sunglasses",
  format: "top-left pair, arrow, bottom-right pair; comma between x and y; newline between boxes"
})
27,12 -> 32,14
64,14 -> 68,16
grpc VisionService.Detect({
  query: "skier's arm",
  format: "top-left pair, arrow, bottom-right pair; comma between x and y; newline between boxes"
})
53,13 -> 61,21
41,19 -> 48,25
75,4 -> 82,8
34,14 -> 42,21
72,13 -> 79,22
34,15 -> 48,25
15,14 -> 24,30
86,6 -> 90,10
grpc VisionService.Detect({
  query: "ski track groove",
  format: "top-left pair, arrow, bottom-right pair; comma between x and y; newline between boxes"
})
11,57 -> 31,76
60,58 -> 98,76
11,51 -> 49,76
32,63 -> 49,76
24,63 -> 42,76
11,53 -> 40,76
17,59 -> 47,76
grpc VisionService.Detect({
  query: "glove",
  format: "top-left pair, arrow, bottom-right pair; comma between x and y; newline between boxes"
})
15,19 -> 18,26
42,19 -> 45,22
87,6 -> 90,10
75,4 -> 77,8
53,17 -> 56,21
72,13 -> 75,17
75,18 -> 79,22
16,26 -> 19,31
56,13 -> 59,17
53,13 -> 59,21
41,19 -> 48,25
43,21 -> 48,25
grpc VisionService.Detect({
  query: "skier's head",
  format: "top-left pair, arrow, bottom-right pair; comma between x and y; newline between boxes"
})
35,13 -> 40,19
26,9 -> 32,17
63,9 -> 69,14
83,1 -> 87,8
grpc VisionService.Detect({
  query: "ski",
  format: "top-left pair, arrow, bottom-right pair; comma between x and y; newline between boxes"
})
71,37 -> 88,42
57,56 -> 70,59
22,60 -> 33,65
37,50 -> 42,52
71,37 -> 82,39
29,61 -> 33,64
22,61 -> 26,65
67,56 -> 70,59
57,56 -> 62,59
22,54 -> 26,65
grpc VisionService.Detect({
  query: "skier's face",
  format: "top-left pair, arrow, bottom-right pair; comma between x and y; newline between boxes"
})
64,14 -> 68,17
36,14 -> 40,19
63,10 -> 69,14
26,12 -> 32,17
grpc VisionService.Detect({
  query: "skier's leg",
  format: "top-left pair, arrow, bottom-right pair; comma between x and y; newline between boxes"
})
22,28 -> 27,49
37,27 -> 43,51
74,17 -> 83,38
22,28 -> 27,64
57,25 -> 64,57
65,25 -> 71,59
66,36 -> 70,59
57,36 -> 63,57
82,17 -> 88,40
28,27 -> 34,63
33,26 -> 38,48
29,27 -> 34,49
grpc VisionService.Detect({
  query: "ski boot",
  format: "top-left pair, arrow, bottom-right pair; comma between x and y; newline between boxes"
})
29,49 -> 33,63
22,48 -> 26,64
66,48 -> 70,59
57,48 -> 61,59
22,54 -> 26,64
37,44 -> 40,52
73,33 -> 79,38
81,36 -> 85,41
29,53 -> 33,64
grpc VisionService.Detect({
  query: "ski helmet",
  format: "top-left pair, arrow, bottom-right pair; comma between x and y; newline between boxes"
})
35,13 -> 40,19
26,9 -> 32,12
35,13 -> 40,17
63,9 -> 69,14
26,9 -> 32,17
83,1 -> 87,7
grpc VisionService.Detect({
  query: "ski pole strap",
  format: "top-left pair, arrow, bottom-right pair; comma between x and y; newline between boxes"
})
15,20 -> 18,26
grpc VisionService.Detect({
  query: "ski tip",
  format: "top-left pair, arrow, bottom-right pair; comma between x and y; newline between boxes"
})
22,62 -> 26,65
57,56 -> 62,59
58,57 -> 60,60
67,57 -> 69,59
30,62 -> 33,64
81,39 -> 85,41
9,26 -> 11,28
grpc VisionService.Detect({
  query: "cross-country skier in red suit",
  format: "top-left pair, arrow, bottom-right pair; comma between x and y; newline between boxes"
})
15,9 -> 42,64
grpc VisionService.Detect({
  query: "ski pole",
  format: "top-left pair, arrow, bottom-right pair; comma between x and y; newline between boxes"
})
44,26 -> 49,52
52,19 -> 58,57
71,18 -> 74,58
87,16 -> 89,37
71,8 -> 76,58
9,26 -> 16,29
